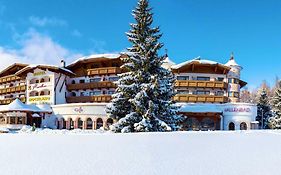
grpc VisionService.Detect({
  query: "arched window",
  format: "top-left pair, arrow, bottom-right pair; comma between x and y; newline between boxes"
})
96,118 -> 103,129
106,118 -> 114,129
229,122 -> 235,131
61,118 -> 66,129
71,80 -> 76,84
240,122 -> 247,130
86,118 -> 93,129
201,118 -> 215,131
40,91 -> 45,96
69,118 -> 74,130
35,79 -> 39,83
77,118 -> 83,129
71,92 -> 76,97
40,78 -> 45,83
30,91 -> 39,97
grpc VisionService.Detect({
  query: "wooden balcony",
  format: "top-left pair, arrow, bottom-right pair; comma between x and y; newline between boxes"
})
0,97 -> 26,105
67,81 -> 117,91
87,67 -> 122,76
173,94 -> 229,103
175,80 -> 228,89
0,85 -> 26,95
0,75 -> 21,84
66,95 -> 112,103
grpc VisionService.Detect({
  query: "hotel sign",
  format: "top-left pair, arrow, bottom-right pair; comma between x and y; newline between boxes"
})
224,107 -> 251,113
28,96 -> 51,103
33,71 -> 46,76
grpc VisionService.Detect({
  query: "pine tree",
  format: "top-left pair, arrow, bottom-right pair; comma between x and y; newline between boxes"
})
256,89 -> 271,129
106,0 -> 182,133
268,81 -> 281,129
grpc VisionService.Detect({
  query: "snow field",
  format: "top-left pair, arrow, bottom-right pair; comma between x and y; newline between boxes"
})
0,130 -> 280,175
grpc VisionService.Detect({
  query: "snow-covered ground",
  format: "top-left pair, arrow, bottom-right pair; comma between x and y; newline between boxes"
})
0,130 -> 280,175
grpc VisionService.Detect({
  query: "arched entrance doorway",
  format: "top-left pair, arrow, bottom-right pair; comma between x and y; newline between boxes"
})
229,122 -> 235,130
61,118 -> 66,129
106,118 -> 114,129
86,118 -> 93,129
240,122 -> 247,130
96,118 -> 103,129
77,118 -> 83,129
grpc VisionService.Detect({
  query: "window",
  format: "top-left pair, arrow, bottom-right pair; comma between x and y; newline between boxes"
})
86,118 -> 93,129
197,77 -> 210,81
35,79 -> 39,83
176,76 -> 189,80
71,92 -> 76,97
79,79 -> 85,83
195,90 -> 210,95
18,117 -> 23,124
228,78 -> 239,84
240,122 -> 247,130
177,90 -> 189,94
108,77 -> 119,82
80,92 -> 85,96
229,122 -> 235,130
217,77 -> 224,82
10,117 -> 16,124
108,90 -> 115,95
96,118 -> 103,129
93,91 -> 101,95
228,91 -> 239,98
216,91 -> 224,96
71,80 -> 76,84
90,78 -> 101,82
234,79 -> 239,84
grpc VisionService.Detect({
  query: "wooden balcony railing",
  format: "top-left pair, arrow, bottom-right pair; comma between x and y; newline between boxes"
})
0,75 -> 21,84
66,95 -> 112,103
87,67 -> 122,76
0,85 -> 26,95
0,97 -> 26,105
175,80 -> 228,89
173,94 -> 229,103
67,81 -> 117,91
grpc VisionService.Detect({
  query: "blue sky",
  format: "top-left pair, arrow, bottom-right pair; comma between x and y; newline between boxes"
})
0,0 -> 281,89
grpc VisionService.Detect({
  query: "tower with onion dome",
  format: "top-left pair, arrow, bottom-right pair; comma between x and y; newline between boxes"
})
225,53 -> 246,103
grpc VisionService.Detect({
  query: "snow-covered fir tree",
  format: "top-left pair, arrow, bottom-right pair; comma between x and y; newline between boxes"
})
268,81 -> 281,129
106,0 -> 182,133
256,89 -> 271,129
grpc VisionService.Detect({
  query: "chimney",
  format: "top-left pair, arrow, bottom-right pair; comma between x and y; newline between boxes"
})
60,59 -> 66,67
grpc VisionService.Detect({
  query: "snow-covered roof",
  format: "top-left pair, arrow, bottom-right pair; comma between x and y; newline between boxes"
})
15,64 -> 74,76
171,57 -> 229,70
178,103 -> 223,113
162,57 -> 176,69
0,99 -> 52,113
35,104 -> 53,113
0,99 -> 34,112
225,58 -> 240,67
68,53 -> 122,67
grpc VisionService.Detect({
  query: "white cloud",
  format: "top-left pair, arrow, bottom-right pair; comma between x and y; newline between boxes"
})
29,16 -> 67,27
0,29 -> 81,71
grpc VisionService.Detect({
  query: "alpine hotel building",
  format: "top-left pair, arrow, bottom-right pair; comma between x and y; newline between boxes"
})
0,53 -> 257,131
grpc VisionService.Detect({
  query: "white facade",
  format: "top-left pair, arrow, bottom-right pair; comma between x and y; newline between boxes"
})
26,68 -> 67,105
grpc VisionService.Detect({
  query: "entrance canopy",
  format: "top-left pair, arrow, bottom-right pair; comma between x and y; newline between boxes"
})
0,99 -> 50,113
